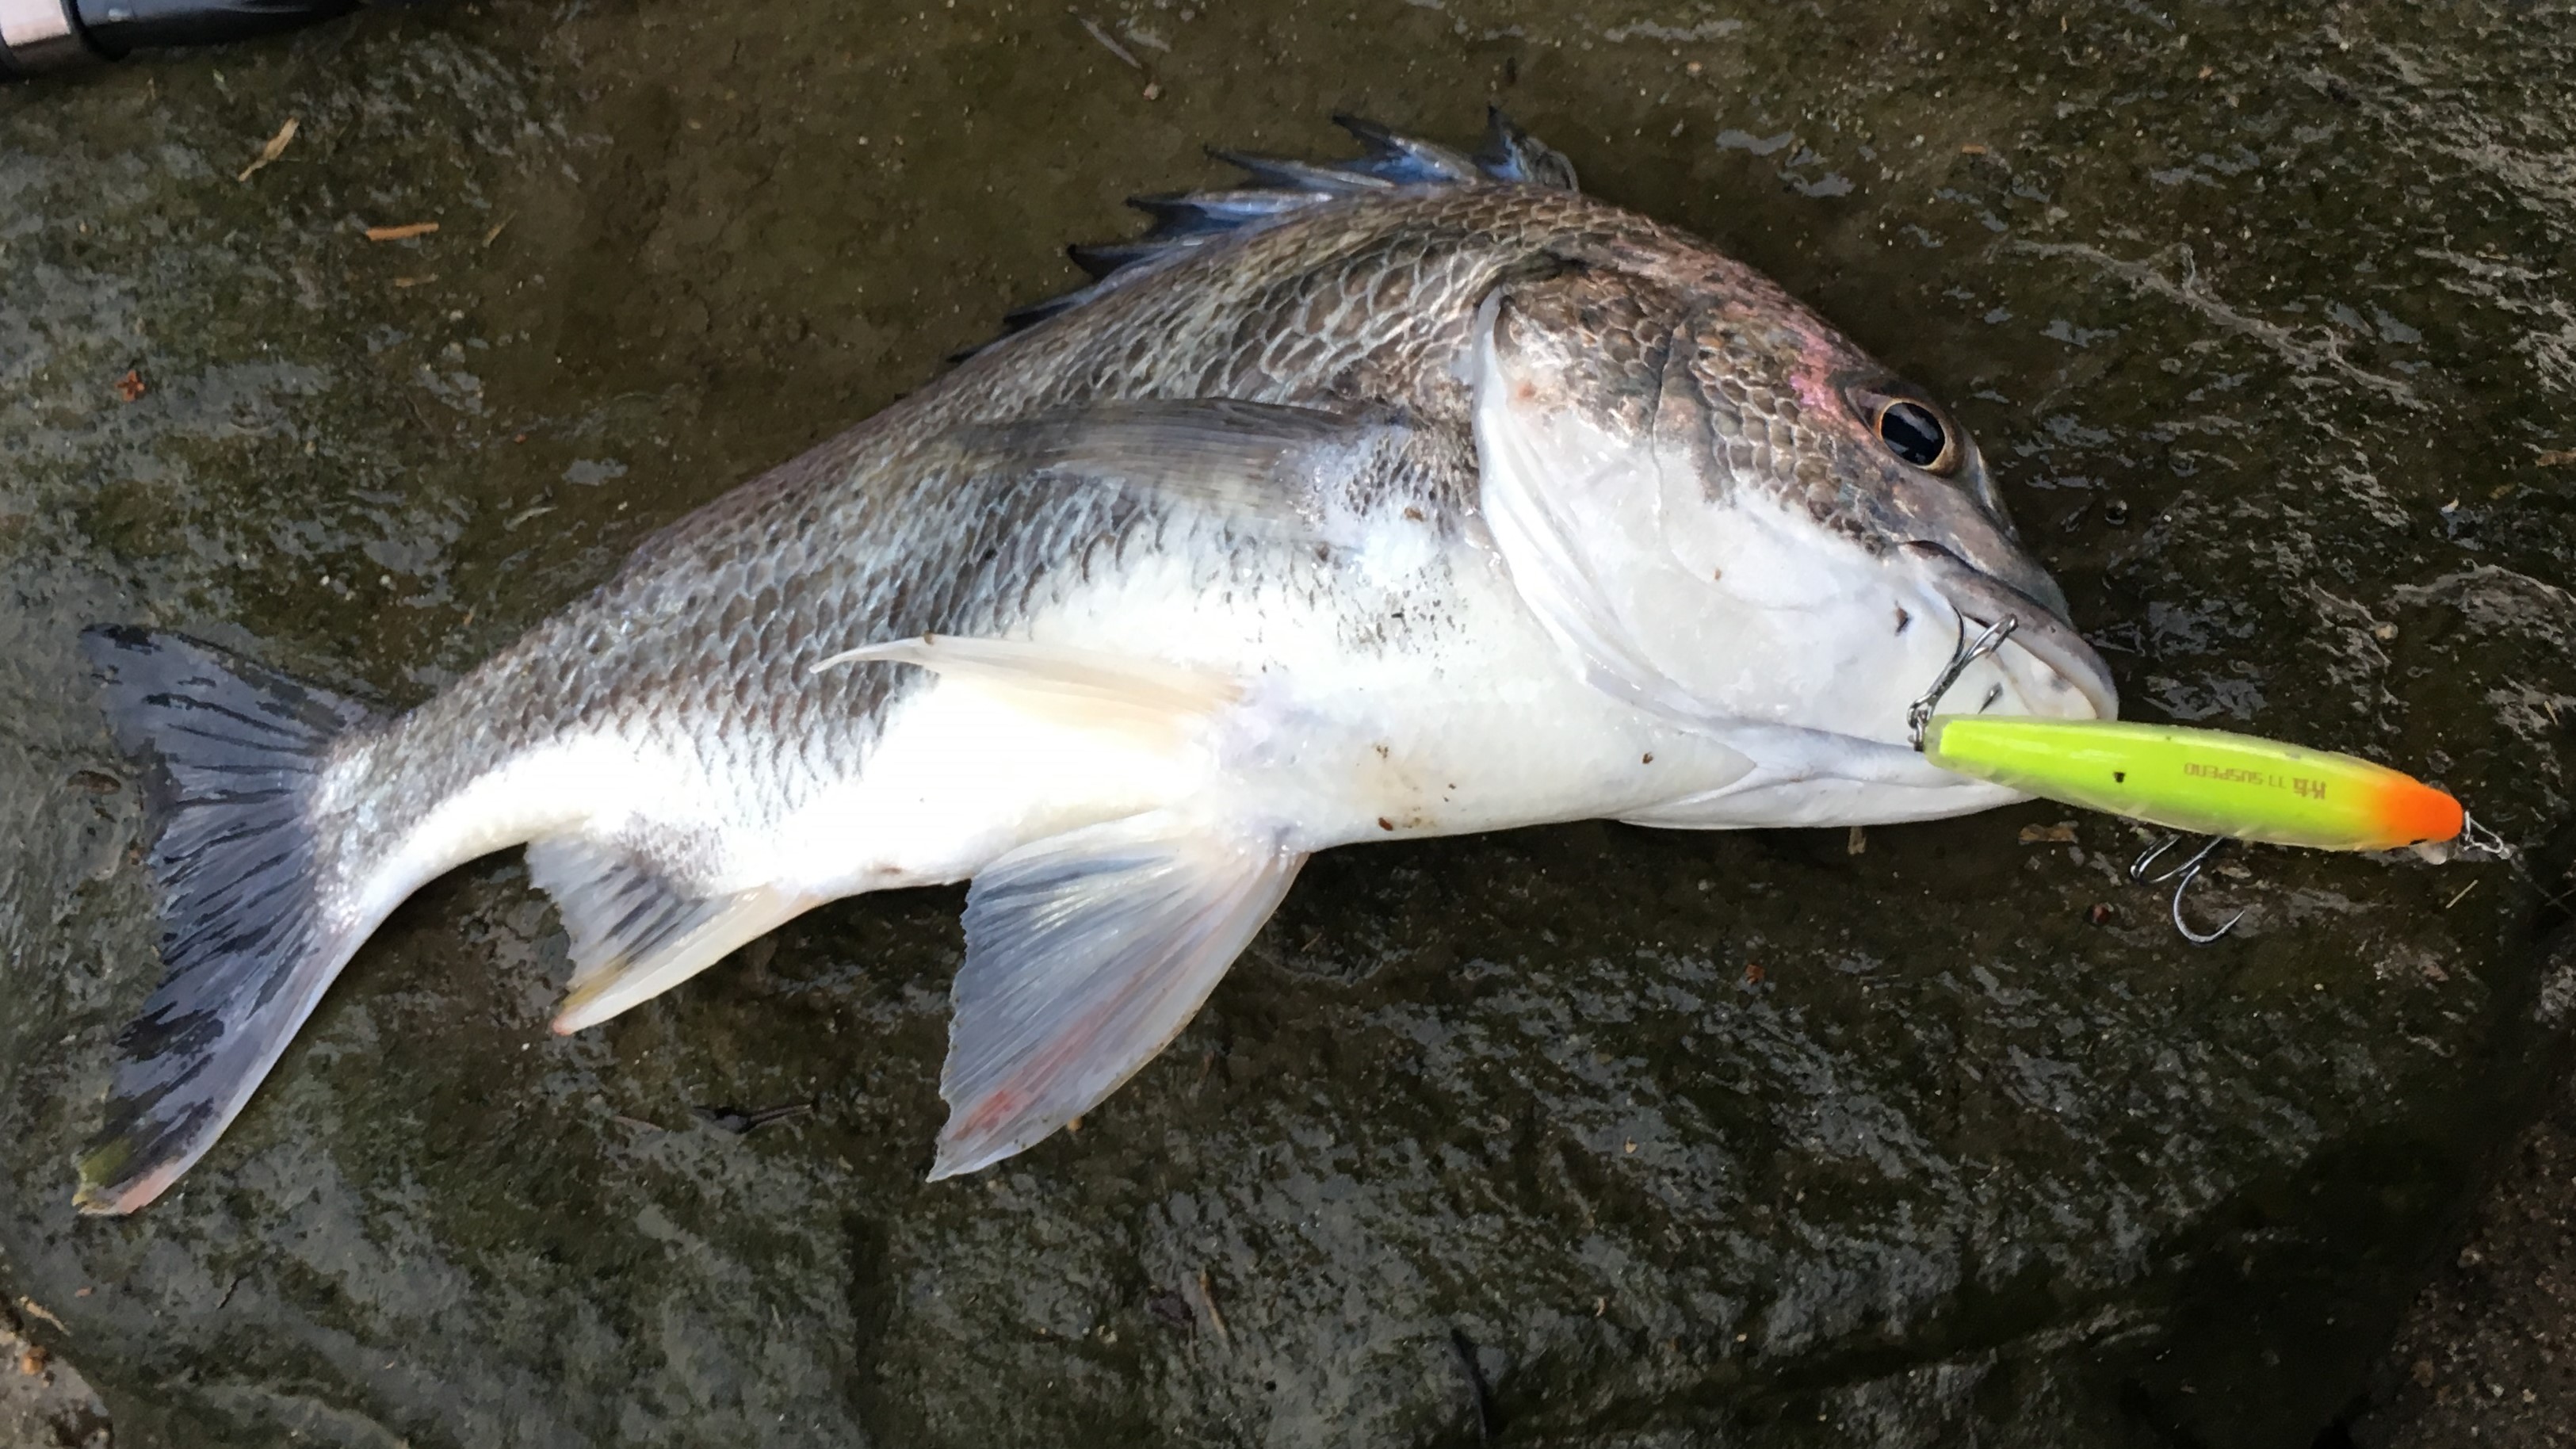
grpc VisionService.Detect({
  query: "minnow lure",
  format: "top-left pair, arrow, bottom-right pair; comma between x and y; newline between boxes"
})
1917,715 -> 2464,852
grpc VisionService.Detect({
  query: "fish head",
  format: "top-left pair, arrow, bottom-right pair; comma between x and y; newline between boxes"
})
1470,259 -> 2116,810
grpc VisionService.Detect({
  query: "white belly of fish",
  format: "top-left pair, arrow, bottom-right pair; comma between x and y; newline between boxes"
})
764,532 -> 2011,904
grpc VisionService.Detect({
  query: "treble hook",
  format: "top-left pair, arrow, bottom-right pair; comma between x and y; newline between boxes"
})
2130,834 -> 2245,945
2458,812 -> 2515,864
1906,615 -> 2020,751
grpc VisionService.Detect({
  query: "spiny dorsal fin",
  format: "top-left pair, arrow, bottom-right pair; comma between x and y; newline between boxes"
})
1320,114 -> 1485,185
1472,107 -> 1581,189
987,109 -> 1578,347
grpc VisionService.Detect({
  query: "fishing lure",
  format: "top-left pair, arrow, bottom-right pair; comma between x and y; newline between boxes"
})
1905,617 -> 2483,943
1917,715 -> 2465,852
1907,617 -> 2464,851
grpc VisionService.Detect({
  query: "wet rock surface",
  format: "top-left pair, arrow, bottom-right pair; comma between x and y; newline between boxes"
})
2,1 -> 2571,1445
0,1314 -> 109,1449
2349,949 -> 2576,1449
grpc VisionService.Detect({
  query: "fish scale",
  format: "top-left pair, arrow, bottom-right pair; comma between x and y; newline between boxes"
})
74,113 -> 2118,1214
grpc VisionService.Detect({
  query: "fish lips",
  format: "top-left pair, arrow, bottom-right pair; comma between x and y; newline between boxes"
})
1901,539 -> 2119,724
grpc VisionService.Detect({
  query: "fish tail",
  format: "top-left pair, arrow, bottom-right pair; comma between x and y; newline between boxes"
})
75,625 -> 380,1215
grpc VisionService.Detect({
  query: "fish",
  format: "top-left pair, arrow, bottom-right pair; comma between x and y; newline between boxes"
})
74,113 -> 2118,1214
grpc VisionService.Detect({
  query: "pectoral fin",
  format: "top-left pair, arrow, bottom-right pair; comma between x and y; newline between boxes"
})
942,397 -> 1411,533
530,839 -> 814,1034
930,813 -> 1304,1179
814,634 -> 1244,747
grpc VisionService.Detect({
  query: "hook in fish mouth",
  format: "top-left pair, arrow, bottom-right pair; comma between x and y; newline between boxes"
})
1900,539 -> 2119,724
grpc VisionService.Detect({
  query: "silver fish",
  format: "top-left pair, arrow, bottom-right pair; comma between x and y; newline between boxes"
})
75,114 -> 2116,1214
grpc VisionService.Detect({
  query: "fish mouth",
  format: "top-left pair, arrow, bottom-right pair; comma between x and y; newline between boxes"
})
1900,540 -> 2119,724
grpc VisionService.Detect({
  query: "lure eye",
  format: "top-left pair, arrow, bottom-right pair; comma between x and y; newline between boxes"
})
1876,401 -> 1948,468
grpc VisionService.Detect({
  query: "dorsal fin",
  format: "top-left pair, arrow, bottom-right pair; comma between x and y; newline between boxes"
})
984,109 -> 1577,348
1471,109 -> 1582,189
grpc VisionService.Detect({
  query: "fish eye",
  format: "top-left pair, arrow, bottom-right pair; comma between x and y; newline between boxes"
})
1873,400 -> 1956,472
1843,382 -> 1964,476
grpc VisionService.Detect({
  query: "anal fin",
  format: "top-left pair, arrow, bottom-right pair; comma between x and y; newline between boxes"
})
930,812 -> 1304,1179
529,839 -> 814,1034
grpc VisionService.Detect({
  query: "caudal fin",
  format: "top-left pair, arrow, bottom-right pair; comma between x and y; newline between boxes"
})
75,626 -> 378,1215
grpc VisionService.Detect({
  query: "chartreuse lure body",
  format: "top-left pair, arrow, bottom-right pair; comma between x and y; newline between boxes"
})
1919,717 -> 2464,851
